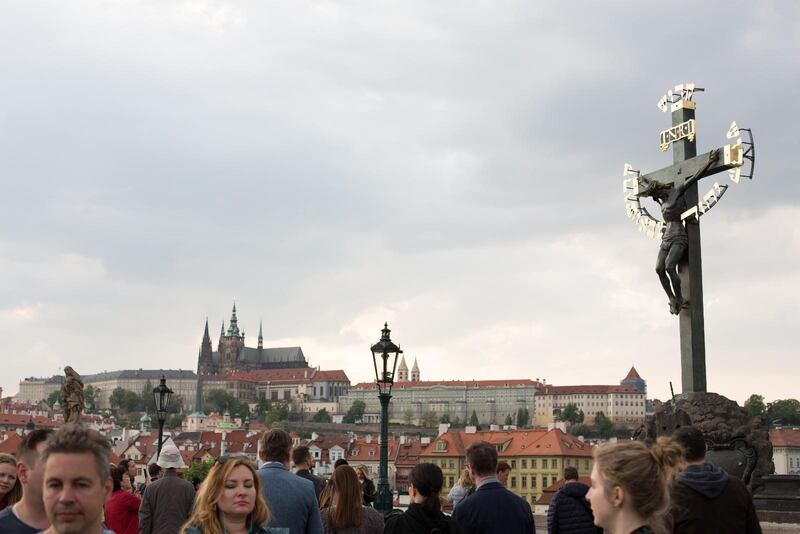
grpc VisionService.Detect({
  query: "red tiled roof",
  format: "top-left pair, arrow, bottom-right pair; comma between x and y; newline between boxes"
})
623,366 -> 643,381
771,428 -> 800,447
223,368 -> 348,385
535,477 -> 593,505
420,428 -> 593,459
395,437 -> 423,467
535,385 -> 642,395
348,437 -> 399,463
311,370 -> 349,382
0,433 -> 23,454
0,414 -> 58,428
352,379 -> 541,390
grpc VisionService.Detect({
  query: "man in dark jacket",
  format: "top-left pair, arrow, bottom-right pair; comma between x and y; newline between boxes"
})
139,444 -> 195,534
547,467 -> 601,534
452,441 -> 534,534
669,426 -> 762,534
293,446 -> 324,499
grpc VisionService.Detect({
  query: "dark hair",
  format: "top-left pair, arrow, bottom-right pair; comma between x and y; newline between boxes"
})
148,463 -> 163,479
292,446 -> 311,467
334,459 -> 348,469
110,465 -> 125,492
42,424 -> 111,482
496,461 -> 511,473
259,429 -> 292,462
466,441 -> 497,477
16,428 -> 54,465
672,426 -> 705,462
564,466 -> 579,481
329,465 -> 363,528
409,463 -> 444,517
118,458 -> 134,471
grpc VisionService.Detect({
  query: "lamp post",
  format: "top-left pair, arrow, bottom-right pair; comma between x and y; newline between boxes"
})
370,323 -> 402,515
153,375 -> 173,461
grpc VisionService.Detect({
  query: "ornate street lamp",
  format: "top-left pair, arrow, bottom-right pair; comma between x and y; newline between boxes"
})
370,323 -> 402,514
153,375 -> 173,461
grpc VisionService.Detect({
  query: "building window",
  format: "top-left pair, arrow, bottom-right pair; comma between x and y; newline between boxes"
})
522,459 -> 527,469
271,391 -> 278,401
552,458 -> 558,469
511,460 -> 517,469
584,459 -> 589,470
510,476 -> 517,488
521,476 -> 527,488
448,476 -> 454,487
552,477 -> 557,486
532,476 -> 537,487
532,459 -> 537,469
542,459 -> 548,469
449,460 -> 454,469
284,391 -> 291,401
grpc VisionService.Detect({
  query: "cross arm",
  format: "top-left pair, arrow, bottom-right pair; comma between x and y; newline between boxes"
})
640,147 -> 740,187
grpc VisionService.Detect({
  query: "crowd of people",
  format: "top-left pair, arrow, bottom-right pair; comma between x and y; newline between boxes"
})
0,423 -> 764,534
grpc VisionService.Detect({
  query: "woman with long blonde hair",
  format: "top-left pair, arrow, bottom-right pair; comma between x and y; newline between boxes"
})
0,453 -> 21,511
446,468 -> 473,508
181,456 -> 277,534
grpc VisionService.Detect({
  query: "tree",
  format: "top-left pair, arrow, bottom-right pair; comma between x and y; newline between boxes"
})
84,385 -> 99,412
516,408 -> 530,428
47,391 -> 60,407
403,409 -> 414,425
744,394 -> 766,417
767,399 -> 800,425
594,411 -> 614,439
504,414 -> 513,426
469,410 -> 479,426
312,408 -> 333,423
205,389 -> 238,414
140,380 -> 157,414
556,403 -> 584,425
440,413 -> 451,425
343,400 -> 366,424
110,388 -> 141,413
167,413 -> 184,428
183,459 -> 214,483
421,411 -> 439,428
267,404 -> 289,426
255,395 -> 270,417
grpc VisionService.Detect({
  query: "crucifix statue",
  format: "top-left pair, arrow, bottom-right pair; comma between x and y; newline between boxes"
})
622,83 -> 755,393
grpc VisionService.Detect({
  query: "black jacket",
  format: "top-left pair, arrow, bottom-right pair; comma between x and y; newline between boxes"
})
668,462 -> 762,534
546,482 -> 602,534
384,503 -> 462,534
296,468 -> 325,499
451,480 -> 534,534
361,478 -> 376,506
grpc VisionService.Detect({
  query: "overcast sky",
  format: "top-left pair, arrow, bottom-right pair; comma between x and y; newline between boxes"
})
1,2 -> 797,406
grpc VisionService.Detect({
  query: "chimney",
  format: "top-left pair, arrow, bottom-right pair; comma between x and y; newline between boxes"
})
365,434 -> 372,444
465,426 -> 477,434
399,435 -> 406,445
220,432 -> 227,457
489,424 -> 500,431
438,423 -> 450,436
420,437 -> 431,445
311,432 -> 319,441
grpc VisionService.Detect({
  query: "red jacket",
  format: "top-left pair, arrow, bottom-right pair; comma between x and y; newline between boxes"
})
104,489 -> 141,534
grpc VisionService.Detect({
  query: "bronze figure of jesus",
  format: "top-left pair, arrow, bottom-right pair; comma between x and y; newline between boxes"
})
637,150 -> 718,315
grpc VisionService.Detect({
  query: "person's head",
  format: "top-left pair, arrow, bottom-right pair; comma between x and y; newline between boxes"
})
110,466 -> 127,492
292,446 -> 312,469
457,467 -> 473,488
147,463 -> 162,481
182,456 -> 270,534
465,441 -> 497,479
41,424 -> 113,534
564,466 -> 579,482
586,437 -> 683,533
15,428 -> 54,507
258,429 -> 292,464
156,444 -> 188,471
0,453 -> 21,505
355,465 -> 368,481
409,463 -> 444,517
333,459 -> 348,469
119,458 -> 137,478
672,426 -> 705,463
496,461 -> 511,485
329,465 -> 363,528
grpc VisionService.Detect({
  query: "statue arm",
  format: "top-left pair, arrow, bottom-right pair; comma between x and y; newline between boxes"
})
680,150 -> 719,192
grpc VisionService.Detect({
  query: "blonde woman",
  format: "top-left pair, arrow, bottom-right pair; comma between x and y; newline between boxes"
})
181,456 -> 279,534
0,453 -> 21,511
586,438 -> 683,534
446,468 -> 473,508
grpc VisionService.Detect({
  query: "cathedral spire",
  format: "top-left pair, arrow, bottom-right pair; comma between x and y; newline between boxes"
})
258,320 -> 263,349
220,321 -> 225,337
202,318 -> 211,343
227,302 -> 241,337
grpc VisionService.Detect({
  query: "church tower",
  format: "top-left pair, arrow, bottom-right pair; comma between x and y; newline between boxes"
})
218,303 -> 245,374
411,357 -> 420,382
397,355 -> 408,382
198,318 -> 215,375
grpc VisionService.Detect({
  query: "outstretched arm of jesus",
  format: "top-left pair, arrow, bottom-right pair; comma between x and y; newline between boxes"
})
680,149 -> 719,193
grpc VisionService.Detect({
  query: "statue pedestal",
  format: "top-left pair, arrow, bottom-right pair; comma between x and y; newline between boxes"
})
753,475 -> 800,525
644,391 -> 773,493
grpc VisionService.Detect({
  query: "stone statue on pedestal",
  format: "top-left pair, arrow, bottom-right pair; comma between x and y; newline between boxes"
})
60,366 -> 85,425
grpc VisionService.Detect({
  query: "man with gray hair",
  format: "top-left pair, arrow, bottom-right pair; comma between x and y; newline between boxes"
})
39,423 -> 115,534
138,444 -> 195,534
